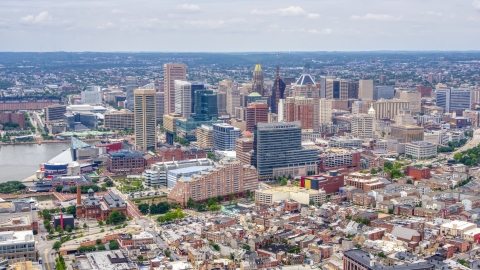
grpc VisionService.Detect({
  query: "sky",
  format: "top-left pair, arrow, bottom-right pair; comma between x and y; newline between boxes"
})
0,0 -> 480,52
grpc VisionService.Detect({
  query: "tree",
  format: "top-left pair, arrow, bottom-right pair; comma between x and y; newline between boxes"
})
187,198 -> 195,209
138,203 -> 149,215
370,168 -> 377,174
109,240 -> 119,250
229,193 -> 235,202
96,239 -> 102,245
453,152 -> 462,162
137,255 -> 144,262
388,209 -> 394,214
66,224 -> 72,233
377,252 -> 386,258
108,210 -> 127,224
98,220 -> 104,226
52,241 -> 62,250
66,206 -> 76,217
242,244 -> 251,251
309,200 -> 314,206
164,249 -> 171,257
83,223 -> 88,229
355,243 -> 362,249
246,190 -> 252,198
105,180 -> 114,187
280,178 -> 288,186
406,179 -> 413,184
97,244 -> 106,251
384,161 -> 393,170
56,185 -> 63,192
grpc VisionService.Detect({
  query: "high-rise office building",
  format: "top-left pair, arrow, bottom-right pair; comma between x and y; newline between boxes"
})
216,90 -> 227,116
104,110 -> 134,130
351,114 -> 374,139
125,76 -> 138,111
213,123 -> 240,151
291,74 -> 319,131
319,98 -> 333,125
319,76 -> 335,99
285,96 -> 315,130
348,81 -> 359,99
325,78 -> 349,100
197,125 -> 214,149
164,63 -> 186,114
359,80 -> 374,101
379,75 -> 387,84
45,104 -> 67,122
246,102 -> 268,132
155,92 -> 164,122
174,80 -> 191,119
253,122 -> 319,180
417,85 -> 432,97
373,86 -> 395,100
193,89 -> 218,121
436,87 -> 472,113
399,90 -> 422,114
225,83 -> 240,116
81,86 -> 102,105
271,66 -> 286,114
252,64 -> 265,96
292,74 -> 318,98
190,83 -> 205,114
373,99 -> 410,120
134,87 -> 156,151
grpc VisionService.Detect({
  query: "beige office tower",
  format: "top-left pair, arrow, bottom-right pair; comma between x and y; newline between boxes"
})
134,88 -> 156,151
318,98 -> 332,125
359,80 -> 374,101
174,80 -> 191,119
242,83 -> 253,94
472,89 -> 480,103
197,125 -> 214,149
277,99 -> 285,122
373,99 -> 409,120
351,114 -> 374,139
226,83 -> 240,116
164,63 -> 186,114
325,78 -> 349,100
399,90 -> 421,114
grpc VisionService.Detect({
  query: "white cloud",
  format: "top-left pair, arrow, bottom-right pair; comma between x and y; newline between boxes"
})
307,13 -> 320,19
474,0 -> 480,10
425,11 -> 442,16
351,13 -> 401,21
184,20 -> 225,29
177,4 -> 201,11
278,6 -> 306,16
308,28 -> 332,34
111,9 -> 127,14
251,6 -> 308,17
97,22 -> 115,30
21,11 -> 52,24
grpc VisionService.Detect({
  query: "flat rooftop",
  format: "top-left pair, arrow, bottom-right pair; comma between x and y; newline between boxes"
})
258,186 -> 325,195
84,251 -> 132,270
0,230 -> 34,245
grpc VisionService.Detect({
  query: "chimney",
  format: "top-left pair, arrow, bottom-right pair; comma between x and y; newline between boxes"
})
77,185 -> 81,205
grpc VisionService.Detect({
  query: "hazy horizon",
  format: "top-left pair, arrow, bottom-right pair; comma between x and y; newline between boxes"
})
1,0 -> 480,52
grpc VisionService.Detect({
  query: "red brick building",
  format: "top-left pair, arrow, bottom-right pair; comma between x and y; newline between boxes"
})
406,166 -> 431,180
0,111 -> 25,128
300,171 -> 344,194
319,151 -> 361,172
246,102 -> 268,132
106,150 -> 146,174
76,187 -> 128,220
157,145 -> 206,162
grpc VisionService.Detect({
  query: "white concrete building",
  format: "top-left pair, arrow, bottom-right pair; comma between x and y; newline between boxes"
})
405,141 -> 437,159
174,80 -> 192,119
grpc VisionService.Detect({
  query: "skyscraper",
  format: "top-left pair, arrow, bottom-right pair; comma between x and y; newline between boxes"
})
271,65 -> 286,114
193,89 -> 218,121
348,81 -> 359,99
285,96 -> 315,130
164,63 -> 186,114
174,80 -> 191,119
351,114 -> 374,139
246,102 -> 268,132
252,64 -> 265,96
213,123 -> 240,151
318,98 -> 333,125
325,78 -> 349,100
190,83 -> 205,114
436,87 -> 471,113
226,83 -> 240,116
359,80 -> 374,101
318,76 -> 335,98
253,122 -> 319,180
125,76 -> 138,111
373,86 -> 395,100
134,87 -> 156,151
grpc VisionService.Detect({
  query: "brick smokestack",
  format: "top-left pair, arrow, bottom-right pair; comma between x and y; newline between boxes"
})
76,185 -> 81,205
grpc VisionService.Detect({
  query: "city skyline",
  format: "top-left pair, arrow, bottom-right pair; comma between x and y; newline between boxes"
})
1,0 -> 480,52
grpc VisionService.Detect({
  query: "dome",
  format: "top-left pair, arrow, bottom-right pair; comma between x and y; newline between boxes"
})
368,104 -> 375,115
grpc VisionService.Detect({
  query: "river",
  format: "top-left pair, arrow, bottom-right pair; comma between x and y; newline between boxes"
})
0,141 -> 96,182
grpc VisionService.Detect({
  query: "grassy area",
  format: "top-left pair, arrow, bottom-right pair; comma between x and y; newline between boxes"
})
133,195 -> 168,205
112,177 -> 145,193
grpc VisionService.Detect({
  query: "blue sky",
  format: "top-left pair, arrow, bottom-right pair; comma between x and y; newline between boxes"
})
1,0 -> 480,52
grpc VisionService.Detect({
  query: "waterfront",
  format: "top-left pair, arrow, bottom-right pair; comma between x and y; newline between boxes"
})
0,141 -> 96,182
